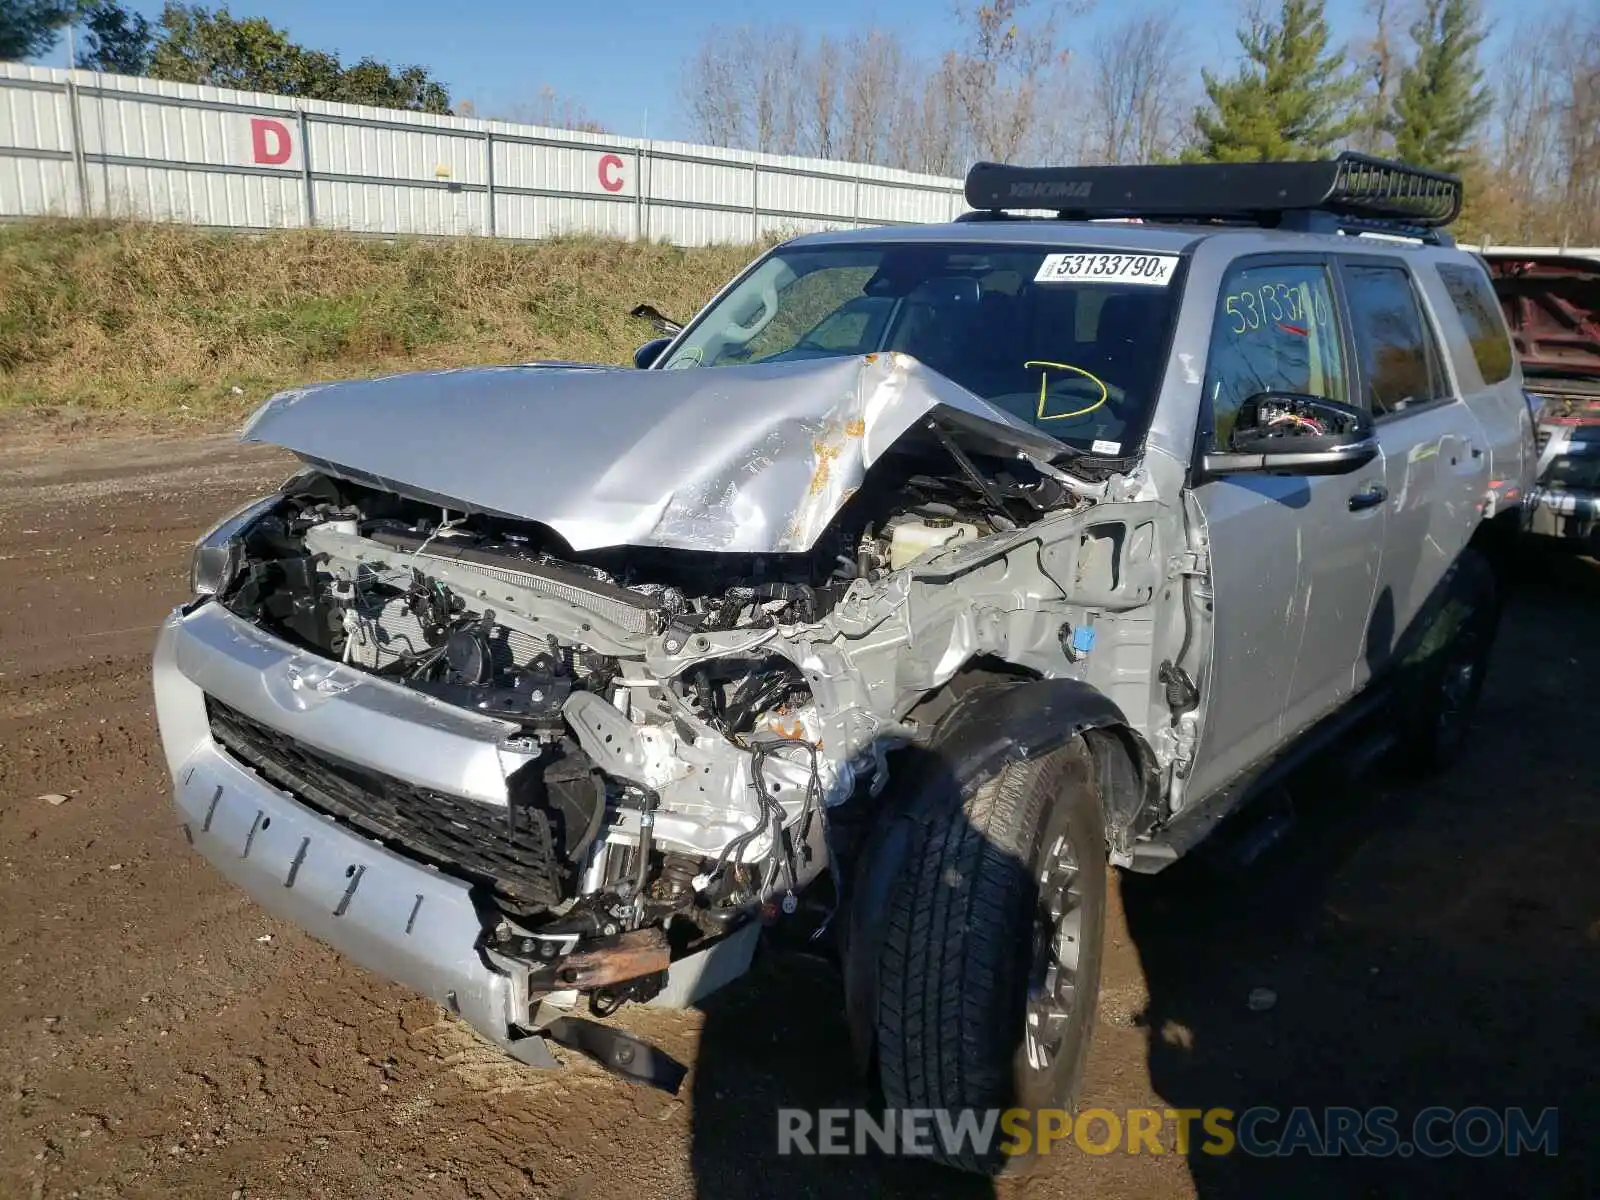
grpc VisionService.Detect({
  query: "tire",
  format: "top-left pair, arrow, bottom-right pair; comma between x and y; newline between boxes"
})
1396,548 -> 1499,773
871,738 -> 1107,1175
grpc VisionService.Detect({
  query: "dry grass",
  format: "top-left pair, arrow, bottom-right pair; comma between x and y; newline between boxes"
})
0,220 -> 758,434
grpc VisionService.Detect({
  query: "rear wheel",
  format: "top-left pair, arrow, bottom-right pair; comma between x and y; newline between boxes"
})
870,738 -> 1107,1174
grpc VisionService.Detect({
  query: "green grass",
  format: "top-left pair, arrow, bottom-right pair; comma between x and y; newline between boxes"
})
0,220 -> 759,431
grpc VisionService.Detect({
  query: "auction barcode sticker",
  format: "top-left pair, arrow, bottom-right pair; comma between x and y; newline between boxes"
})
1034,252 -> 1179,286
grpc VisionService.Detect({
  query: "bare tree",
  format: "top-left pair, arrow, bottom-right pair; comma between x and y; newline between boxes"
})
1489,24 -> 1558,238
1464,6 -> 1598,245
1551,13 -> 1600,241
679,25 -> 809,153
681,31 -> 751,148
838,29 -> 909,165
501,85 -> 608,133
945,0 -> 1071,162
1351,0 -> 1399,154
1085,11 -> 1188,163
681,22 -> 924,165
752,26 -> 807,154
679,1 -> 1156,176
1022,53 -> 1094,165
905,59 -> 965,175
809,34 -> 841,159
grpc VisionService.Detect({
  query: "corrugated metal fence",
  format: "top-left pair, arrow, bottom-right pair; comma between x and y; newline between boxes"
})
0,63 -> 965,245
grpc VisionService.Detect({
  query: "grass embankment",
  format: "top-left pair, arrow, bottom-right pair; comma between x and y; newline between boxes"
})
0,220 -> 757,435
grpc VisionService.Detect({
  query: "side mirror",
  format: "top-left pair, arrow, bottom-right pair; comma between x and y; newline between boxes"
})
1202,393 -> 1378,477
629,303 -> 683,337
634,337 -> 672,369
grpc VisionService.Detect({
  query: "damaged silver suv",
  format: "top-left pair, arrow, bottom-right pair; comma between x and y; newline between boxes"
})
153,155 -> 1533,1172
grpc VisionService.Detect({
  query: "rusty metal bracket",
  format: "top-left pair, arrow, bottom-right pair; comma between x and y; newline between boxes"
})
502,926 -> 673,993
531,927 -> 670,991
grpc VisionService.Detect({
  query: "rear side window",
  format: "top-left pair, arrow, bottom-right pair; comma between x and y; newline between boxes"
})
1202,261 -> 1348,450
1437,262 -> 1515,384
1342,264 -> 1452,416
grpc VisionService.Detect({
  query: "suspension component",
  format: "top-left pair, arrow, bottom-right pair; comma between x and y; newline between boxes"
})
654,852 -> 702,901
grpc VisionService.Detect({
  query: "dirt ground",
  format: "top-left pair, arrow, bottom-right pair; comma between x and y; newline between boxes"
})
1,435 -> 1596,1200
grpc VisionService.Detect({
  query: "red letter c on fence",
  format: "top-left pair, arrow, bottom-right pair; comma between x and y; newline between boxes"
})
251,118 -> 293,166
598,153 -> 625,193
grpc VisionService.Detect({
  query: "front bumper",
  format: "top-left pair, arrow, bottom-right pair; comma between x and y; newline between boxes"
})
153,601 -> 762,1057
153,601 -> 534,1048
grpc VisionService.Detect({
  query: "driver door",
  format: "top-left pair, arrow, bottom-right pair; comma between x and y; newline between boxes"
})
1184,256 -> 1387,802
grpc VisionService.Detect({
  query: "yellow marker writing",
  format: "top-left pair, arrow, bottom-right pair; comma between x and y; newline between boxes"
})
1023,360 -> 1110,422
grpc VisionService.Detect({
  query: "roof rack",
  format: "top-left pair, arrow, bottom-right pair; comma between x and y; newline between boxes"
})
962,153 -> 1463,242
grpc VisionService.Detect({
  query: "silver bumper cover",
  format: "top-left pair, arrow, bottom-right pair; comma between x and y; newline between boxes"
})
153,601 -> 532,1047
153,601 -> 759,1054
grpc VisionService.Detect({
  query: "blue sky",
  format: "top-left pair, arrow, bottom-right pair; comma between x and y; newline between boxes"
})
35,0 -> 1522,141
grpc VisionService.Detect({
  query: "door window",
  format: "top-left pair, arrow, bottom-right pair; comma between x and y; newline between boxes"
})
1437,262 -> 1515,384
1203,262 -> 1348,450
1342,264 -> 1452,416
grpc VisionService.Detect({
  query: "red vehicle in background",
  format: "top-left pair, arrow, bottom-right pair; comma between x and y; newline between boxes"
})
1479,248 -> 1600,551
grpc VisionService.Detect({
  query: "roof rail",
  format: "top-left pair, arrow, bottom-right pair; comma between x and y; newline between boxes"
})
963,153 -> 1463,237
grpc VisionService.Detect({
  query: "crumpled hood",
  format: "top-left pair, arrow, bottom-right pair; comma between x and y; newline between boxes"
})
241,354 -> 1065,553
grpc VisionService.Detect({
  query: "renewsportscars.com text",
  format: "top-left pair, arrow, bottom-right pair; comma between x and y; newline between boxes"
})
776,1106 -> 1559,1159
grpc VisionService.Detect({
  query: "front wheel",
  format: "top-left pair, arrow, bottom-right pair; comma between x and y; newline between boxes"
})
869,738 -> 1107,1175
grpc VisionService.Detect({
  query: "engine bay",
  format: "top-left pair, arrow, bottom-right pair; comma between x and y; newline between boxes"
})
226,442 -> 1065,720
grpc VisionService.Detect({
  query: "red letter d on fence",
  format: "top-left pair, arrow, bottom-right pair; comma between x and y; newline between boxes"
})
251,118 -> 293,166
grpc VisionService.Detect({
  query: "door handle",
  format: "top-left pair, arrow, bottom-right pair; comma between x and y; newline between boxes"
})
1348,483 -> 1388,511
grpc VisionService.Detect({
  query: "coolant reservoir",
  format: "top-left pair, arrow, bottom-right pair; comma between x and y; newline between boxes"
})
889,516 -> 979,570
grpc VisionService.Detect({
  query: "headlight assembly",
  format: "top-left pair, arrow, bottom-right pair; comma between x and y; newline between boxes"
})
190,495 -> 281,597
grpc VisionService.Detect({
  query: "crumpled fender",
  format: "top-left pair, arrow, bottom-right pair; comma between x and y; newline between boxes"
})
839,678 -> 1150,1076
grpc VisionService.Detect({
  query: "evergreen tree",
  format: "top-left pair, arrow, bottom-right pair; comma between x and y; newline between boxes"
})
1389,0 -> 1492,173
0,1 -> 72,62
1189,0 -> 1361,161
75,1 -> 154,75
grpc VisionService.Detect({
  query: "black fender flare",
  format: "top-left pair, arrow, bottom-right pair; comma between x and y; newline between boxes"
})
839,678 -> 1158,1075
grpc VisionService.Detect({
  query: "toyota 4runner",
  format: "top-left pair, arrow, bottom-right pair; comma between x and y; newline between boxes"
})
153,154 -> 1534,1173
